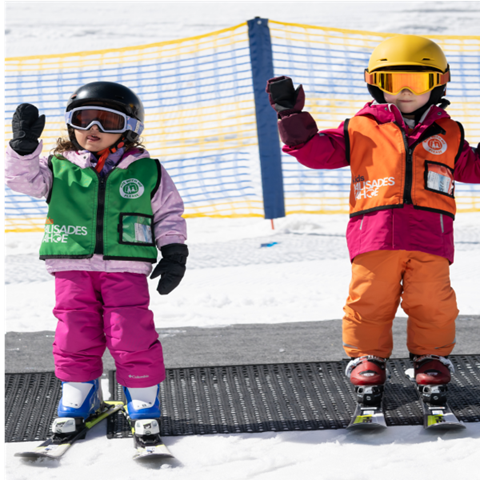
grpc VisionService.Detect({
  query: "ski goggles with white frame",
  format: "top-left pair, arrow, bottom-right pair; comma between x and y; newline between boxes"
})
364,69 -> 450,95
65,106 -> 144,135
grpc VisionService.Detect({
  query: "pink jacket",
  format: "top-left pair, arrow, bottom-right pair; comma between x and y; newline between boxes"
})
283,102 -> 480,264
5,142 -> 187,275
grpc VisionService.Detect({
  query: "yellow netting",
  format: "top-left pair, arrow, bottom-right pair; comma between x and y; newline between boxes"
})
5,22 -> 265,232
5,20 -> 480,232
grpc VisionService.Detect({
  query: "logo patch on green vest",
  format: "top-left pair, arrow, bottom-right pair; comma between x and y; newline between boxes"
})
42,223 -> 89,244
120,178 -> 145,199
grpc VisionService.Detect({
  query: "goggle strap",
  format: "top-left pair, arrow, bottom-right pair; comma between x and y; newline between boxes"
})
126,117 -> 144,135
365,69 -> 449,81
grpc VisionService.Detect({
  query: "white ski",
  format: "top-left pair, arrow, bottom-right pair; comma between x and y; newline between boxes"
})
15,401 -> 124,459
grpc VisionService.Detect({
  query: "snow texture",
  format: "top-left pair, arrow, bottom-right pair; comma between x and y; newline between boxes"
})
4,1 -> 480,478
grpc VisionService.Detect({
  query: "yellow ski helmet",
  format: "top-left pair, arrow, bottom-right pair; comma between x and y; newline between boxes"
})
367,34 -> 449,73
365,34 -> 450,116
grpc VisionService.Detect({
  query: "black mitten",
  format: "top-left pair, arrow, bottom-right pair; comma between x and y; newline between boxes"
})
10,103 -> 46,155
266,76 -> 305,116
150,243 -> 189,295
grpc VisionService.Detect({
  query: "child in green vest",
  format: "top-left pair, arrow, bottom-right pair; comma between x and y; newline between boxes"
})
6,81 -> 188,433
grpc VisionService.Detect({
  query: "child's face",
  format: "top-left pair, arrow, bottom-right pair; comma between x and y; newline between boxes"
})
74,125 -> 122,152
383,89 -> 431,115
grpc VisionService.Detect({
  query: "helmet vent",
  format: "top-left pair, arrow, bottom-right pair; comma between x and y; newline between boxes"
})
423,57 -> 431,61
380,58 -> 388,61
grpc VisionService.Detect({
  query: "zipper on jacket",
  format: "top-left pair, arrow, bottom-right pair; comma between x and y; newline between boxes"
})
93,157 -> 127,255
440,214 -> 444,233
405,147 -> 413,204
94,174 -> 107,255
398,122 -> 448,207
399,129 -> 414,205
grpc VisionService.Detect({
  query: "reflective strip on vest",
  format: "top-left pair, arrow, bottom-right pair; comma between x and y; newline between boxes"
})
346,116 -> 462,219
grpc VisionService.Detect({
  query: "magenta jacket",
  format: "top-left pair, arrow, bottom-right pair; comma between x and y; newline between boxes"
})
283,102 -> 480,264
5,142 -> 187,275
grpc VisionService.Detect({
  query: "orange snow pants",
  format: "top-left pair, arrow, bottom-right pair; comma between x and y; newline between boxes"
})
342,250 -> 458,359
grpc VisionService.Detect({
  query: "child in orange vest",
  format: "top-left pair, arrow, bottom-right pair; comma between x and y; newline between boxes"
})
266,35 -> 480,405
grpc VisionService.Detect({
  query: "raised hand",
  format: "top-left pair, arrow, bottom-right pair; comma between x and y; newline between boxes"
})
10,103 -> 46,155
266,76 -> 305,116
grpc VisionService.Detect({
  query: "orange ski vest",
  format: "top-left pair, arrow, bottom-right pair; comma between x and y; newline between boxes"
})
344,115 -> 464,219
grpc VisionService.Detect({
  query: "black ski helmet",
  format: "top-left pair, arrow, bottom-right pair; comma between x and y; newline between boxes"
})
66,81 -> 145,143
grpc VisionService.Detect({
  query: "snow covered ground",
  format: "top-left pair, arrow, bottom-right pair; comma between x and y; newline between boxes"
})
5,212 -> 480,333
4,1 -> 480,479
6,424 -> 480,480
5,212 -> 480,479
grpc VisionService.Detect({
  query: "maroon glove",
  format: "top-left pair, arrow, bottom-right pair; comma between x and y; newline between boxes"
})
266,76 -> 318,146
266,76 -> 305,117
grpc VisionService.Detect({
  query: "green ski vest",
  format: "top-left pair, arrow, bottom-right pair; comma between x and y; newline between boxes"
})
39,155 -> 161,262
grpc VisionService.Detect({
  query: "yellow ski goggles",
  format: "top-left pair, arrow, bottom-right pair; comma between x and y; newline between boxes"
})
364,69 -> 450,95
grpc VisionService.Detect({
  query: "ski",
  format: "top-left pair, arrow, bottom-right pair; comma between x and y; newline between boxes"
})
347,401 -> 387,430
347,385 -> 387,430
405,368 -> 465,431
133,430 -> 174,461
122,410 -> 174,461
345,356 -> 389,431
14,401 -> 124,459
419,401 -> 466,430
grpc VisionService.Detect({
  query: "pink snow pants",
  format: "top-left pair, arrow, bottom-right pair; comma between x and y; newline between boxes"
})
52,271 -> 165,388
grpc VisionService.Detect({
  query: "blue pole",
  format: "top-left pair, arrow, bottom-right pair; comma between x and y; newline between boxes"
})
247,17 -> 285,220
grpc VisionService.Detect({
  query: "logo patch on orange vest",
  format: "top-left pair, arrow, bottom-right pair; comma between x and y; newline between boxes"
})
423,136 -> 447,155
353,177 -> 396,200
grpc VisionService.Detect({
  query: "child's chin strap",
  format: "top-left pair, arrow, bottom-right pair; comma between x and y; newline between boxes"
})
94,137 -> 125,173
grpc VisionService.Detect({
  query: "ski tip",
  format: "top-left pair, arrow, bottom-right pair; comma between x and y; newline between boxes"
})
347,422 -> 387,431
424,421 -> 466,431
347,408 -> 387,431
14,452 -> 37,459
14,451 -> 61,460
